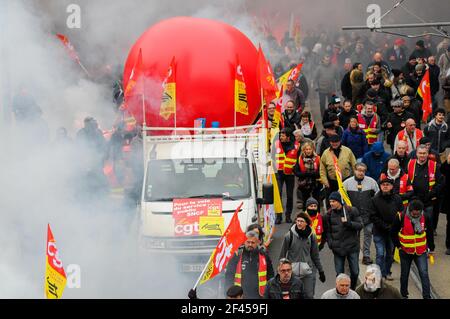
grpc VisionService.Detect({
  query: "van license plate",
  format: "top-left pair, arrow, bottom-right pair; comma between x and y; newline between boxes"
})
181,264 -> 204,273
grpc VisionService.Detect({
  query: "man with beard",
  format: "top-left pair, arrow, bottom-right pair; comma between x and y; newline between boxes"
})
264,259 -> 306,299
282,100 -> 301,132
226,231 -> 274,299
370,178 -> 404,280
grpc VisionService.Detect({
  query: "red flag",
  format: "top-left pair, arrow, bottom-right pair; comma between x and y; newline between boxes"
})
45,224 -> 67,299
278,62 -> 303,88
56,34 -> 80,62
417,69 -> 432,122
199,202 -> 246,284
124,48 -> 144,98
257,46 -> 278,105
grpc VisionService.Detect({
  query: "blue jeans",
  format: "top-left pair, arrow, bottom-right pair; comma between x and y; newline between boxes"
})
334,251 -> 360,290
373,233 -> 394,277
399,250 -> 431,299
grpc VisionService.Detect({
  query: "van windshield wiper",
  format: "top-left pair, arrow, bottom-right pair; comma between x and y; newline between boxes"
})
187,194 -> 237,200
150,197 -> 174,202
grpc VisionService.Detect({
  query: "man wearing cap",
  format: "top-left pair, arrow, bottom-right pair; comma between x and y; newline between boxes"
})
384,99 -> 414,152
324,191 -> 363,290
394,118 -> 424,153
357,101 -> 381,149
343,163 -> 379,265
370,177 -> 403,280
320,134 -> 357,197
322,95 -> 341,125
411,40 -> 432,62
316,122 -> 338,156
386,38 -> 408,70
423,108 -> 449,158
391,199 -> 435,299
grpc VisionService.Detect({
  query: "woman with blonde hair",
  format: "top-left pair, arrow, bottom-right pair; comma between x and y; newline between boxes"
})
294,141 -> 322,210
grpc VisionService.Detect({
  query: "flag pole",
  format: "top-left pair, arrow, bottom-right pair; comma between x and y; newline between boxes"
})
77,60 -> 91,78
192,251 -> 215,290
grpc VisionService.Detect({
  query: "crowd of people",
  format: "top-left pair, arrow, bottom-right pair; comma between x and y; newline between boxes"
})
215,30 -> 450,300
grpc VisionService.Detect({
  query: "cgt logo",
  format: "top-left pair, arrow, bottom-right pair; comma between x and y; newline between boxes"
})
174,221 -> 199,236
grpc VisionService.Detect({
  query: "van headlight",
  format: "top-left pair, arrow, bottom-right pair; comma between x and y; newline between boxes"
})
141,237 -> 166,249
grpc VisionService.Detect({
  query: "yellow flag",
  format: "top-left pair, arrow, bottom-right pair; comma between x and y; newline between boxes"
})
332,154 -> 352,206
272,172 -> 284,213
394,247 -> 400,263
160,57 -> 176,120
234,58 -> 248,115
45,224 -> 67,299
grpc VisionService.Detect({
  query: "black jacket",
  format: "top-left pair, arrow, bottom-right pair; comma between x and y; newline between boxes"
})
225,247 -> 275,299
324,205 -> 363,256
341,71 -> 352,100
264,275 -> 306,299
383,111 -> 414,148
383,153 -> 409,173
338,109 -> 358,130
370,191 -> 404,236
390,211 -> 435,252
322,107 -> 339,125
424,120 -> 450,153
282,111 -> 301,132
409,160 -> 443,206
428,64 -> 441,96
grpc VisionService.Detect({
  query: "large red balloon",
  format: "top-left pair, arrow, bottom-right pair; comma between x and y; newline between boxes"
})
123,17 -> 261,129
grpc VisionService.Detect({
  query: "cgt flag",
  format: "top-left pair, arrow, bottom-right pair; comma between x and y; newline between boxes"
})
257,46 -> 278,105
277,62 -> 303,89
45,224 -> 67,299
124,48 -> 144,98
159,56 -> 177,120
198,202 -> 247,285
417,69 -> 432,122
235,57 -> 249,115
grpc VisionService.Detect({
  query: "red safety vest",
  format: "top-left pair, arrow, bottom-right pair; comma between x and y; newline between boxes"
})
234,250 -> 267,297
398,213 -> 427,255
407,159 -> 437,191
310,214 -> 323,245
298,155 -> 320,173
397,129 -> 424,152
275,140 -> 299,175
379,173 -> 412,207
357,113 -> 379,144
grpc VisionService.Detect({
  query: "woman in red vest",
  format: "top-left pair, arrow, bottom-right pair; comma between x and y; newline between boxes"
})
294,141 -> 322,210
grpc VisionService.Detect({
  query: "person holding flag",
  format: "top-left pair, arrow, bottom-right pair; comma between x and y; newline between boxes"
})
324,191 -> 363,290
225,230 -> 274,299
319,134 -> 356,204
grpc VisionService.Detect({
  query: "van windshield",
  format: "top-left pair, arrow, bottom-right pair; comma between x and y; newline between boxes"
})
145,158 -> 251,201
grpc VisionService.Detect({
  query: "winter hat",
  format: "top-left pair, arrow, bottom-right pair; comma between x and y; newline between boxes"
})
394,38 -> 405,46
329,134 -> 341,142
416,40 -> 425,48
391,69 -> 402,77
329,191 -> 342,203
367,88 -> 378,98
330,95 -> 341,104
419,136 -> 431,145
379,177 -> 394,185
305,197 -> 319,208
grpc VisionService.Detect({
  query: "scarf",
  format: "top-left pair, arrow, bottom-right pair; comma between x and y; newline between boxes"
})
387,169 -> 401,180
406,207 -> 424,234
301,155 -> 316,172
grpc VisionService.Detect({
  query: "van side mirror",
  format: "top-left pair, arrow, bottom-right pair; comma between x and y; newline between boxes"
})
257,183 -> 274,205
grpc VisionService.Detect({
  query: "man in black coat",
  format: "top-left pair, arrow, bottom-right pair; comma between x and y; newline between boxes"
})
282,100 -> 301,132
225,231 -> 274,299
427,56 -> 440,110
322,95 -> 341,125
440,154 -> 450,255
423,108 -> 449,155
383,99 -> 414,152
324,192 -> 363,290
264,258 -> 306,299
338,99 -> 358,130
370,178 -> 404,279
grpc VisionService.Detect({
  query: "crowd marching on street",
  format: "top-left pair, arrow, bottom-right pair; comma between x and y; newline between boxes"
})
10,22 -> 450,300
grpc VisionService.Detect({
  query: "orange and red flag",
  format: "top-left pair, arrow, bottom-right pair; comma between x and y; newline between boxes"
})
56,34 -> 80,62
417,69 -> 432,122
235,56 -> 249,115
277,62 -> 303,88
257,46 -> 278,105
199,202 -> 247,284
45,224 -> 67,299
124,48 -> 144,98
